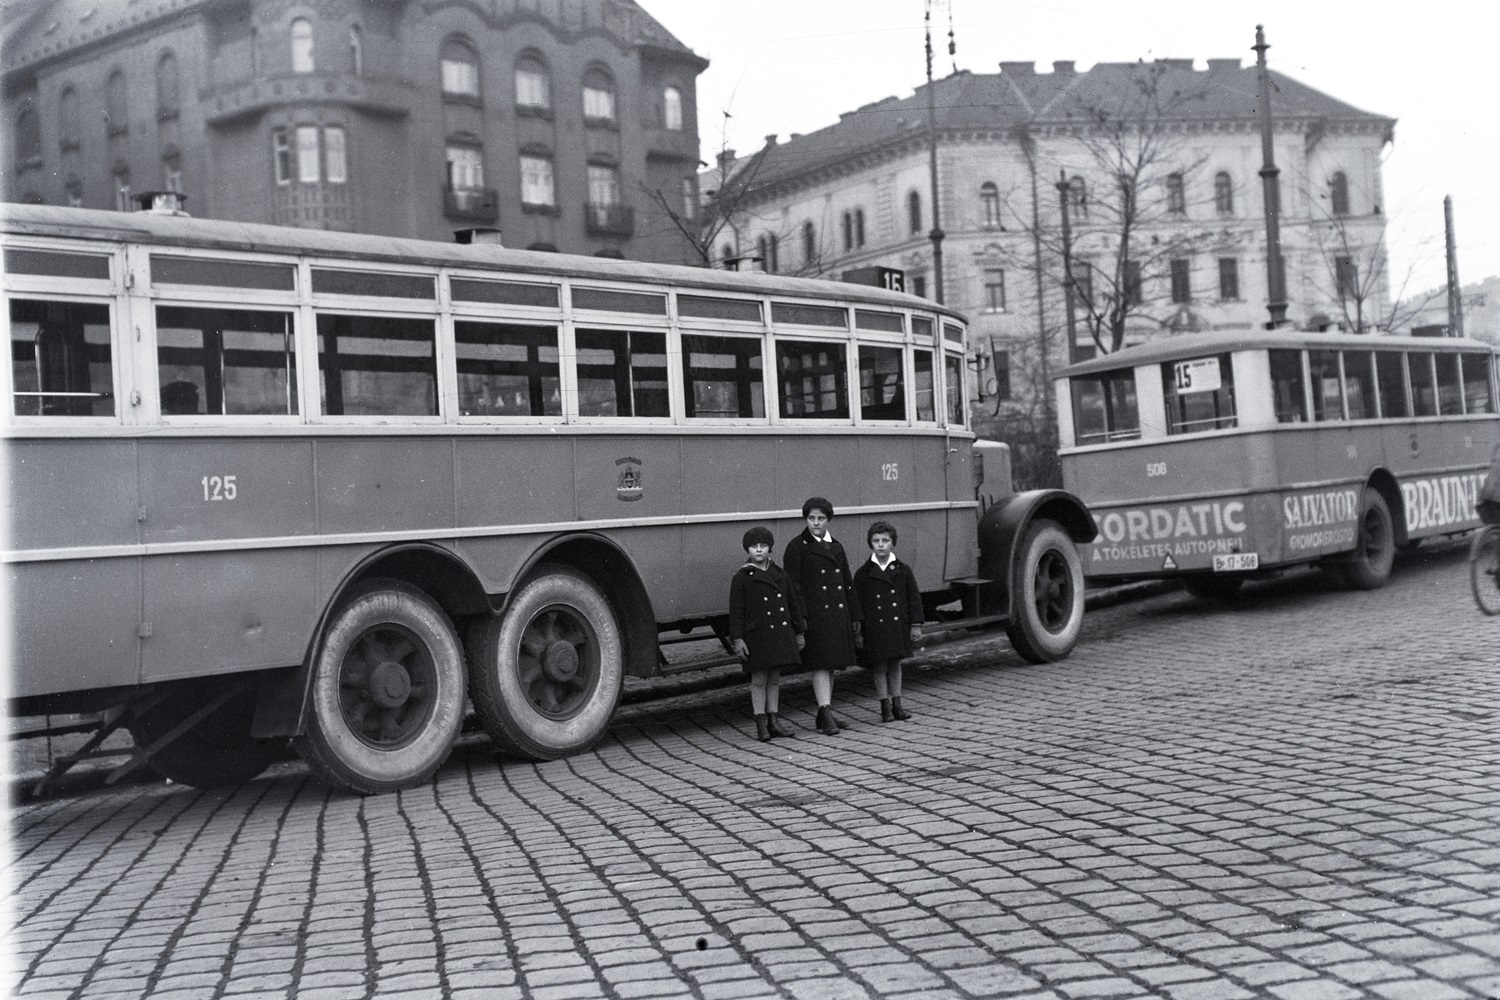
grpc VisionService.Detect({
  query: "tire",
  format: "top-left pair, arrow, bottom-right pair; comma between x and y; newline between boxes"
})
1342,489 -> 1396,590
1005,519 -> 1085,664
292,579 -> 467,795
1471,526 -> 1500,615
127,678 -> 286,788
467,565 -> 623,760
1181,574 -> 1244,601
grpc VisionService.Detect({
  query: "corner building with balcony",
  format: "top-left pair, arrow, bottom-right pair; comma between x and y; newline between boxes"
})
2,0 -> 707,264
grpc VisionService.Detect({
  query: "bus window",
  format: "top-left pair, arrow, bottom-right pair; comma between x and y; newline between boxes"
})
575,329 -> 669,417
1374,351 -> 1408,419
681,334 -> 763,418
859,345 -> 905,421
1070,371 -> 1139,444
1436,353 -> 1464,415
1308,350 -> 1343,422
1162,353 -> 1235,434
9,298 -> 114,417
945,354 -> 965,425
777,340 -> 849,418
454,321 -> 561,417
1410,352 -> 1437,416
1269,349 -> 1307,423
156,307 -> 297,416
914,349 -> 935,421
1462,353 -> 1494,414
1342,351 -> 1376,420
317,314 -> 437,416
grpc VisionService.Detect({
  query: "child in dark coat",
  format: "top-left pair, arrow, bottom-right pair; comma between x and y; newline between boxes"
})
728,526 -> 805,742
852,520 -> 924,722
783,497 -> 862,736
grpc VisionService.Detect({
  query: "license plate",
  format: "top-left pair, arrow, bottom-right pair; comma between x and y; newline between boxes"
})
1213,553 -> 1259,572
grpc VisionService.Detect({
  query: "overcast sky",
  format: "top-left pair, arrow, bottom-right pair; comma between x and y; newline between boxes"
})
640,0 -> 1499,302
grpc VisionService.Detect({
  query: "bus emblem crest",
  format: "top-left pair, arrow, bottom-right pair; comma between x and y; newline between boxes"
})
615,456 -> 644,501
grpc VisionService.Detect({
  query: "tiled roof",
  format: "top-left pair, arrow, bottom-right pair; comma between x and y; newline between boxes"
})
732,60 -> 1394,193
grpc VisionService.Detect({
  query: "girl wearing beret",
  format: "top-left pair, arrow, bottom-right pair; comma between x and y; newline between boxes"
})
782,497 -> 861,736
852,520 -> 924,722
728,526 -> 805,742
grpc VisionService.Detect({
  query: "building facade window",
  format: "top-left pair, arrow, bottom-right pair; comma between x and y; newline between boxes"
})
113,169 -> 131,211
106,70 -> 128,135
1335,254 -> 1357,299
515,57 -> 550,110
907,190 -> 921,235
582,70 -> 615,122
663,85 -> 683,130
1072,261 -> 1093,308
1166,172 -> 1186,214
757,233 -> 778,273
162,158 -> 182,193
520,155 -> 555,206
681,177 -> 696,219
441,40 -> 479,98
980,181 -> 1000,228
156,52 -> 179,118
291,18 -> 315,74
324,127 -> 346,183
1330,171 -> 1350,216
1125,261 -> 1143,305
14,109 -> 40,169
983,269 -> 1006,312
296,125 -> 320,182
912,275 -> 927,299
587,164 -> 619,209
65,176 -> 83,207
1218,257 -> 1240,300
273,129 -> 291,184
993,348 -> 1011,401
1214,171 -> 1233,215
802,221 -> 816,265
349,25 -> 362,75
1170,258 -> 1191,303
59,87 -> 79,148
1069,175 -> 1087,219
447,145 -> 483,189
841,212 -> 853,252
855,208 -> 866,248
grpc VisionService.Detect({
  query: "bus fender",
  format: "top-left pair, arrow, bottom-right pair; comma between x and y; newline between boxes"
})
978,490 -> 1097,608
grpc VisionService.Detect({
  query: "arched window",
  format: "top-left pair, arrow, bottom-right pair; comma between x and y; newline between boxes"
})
14,109 -> 40,168
1069,175 -> 1087,218
802,221 -> 816,265
1214,171 -> 1233,215
855,208 -> 866,248
441,39 -> 480,99
59,88 -> 80,148
907,190 -> 922,235
721,242 -> 733,264
980,181 -> 1000,228
582,68 -> 616,123
663,85 -> 683,130
156,52 -> 179,118
106,70 -> 128,135
291,18 -> 314,74
757,234 -> 778,273
515,55 -> 550,110
1330,171 -> 1350,216
349,25 -> 362,75
841,211 -> 853,252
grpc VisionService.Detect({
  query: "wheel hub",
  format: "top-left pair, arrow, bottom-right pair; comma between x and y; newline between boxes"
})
368,660 -> 412,708
542,639 -> 580,682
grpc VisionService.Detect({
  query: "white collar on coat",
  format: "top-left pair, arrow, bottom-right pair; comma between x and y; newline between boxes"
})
809,529 -> 834,545
869,552 -> 896,570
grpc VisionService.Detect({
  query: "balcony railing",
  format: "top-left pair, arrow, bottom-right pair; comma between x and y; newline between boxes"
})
444,186 -> 499,223
584,202 -> 633,237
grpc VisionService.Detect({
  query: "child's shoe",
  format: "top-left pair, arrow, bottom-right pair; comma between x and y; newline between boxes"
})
879,698 -> 894,723
891,696 -> 912,721
815,705 -> 839,736
754,714 -> 771,742
766,713 -> 795,739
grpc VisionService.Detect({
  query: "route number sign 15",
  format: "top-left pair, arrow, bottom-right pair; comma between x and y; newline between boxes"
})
1173,357 -> 1221,394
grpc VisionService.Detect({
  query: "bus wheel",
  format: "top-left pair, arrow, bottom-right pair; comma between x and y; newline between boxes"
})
1342,490 -> 1395,590
1181,575 -> 1244,601
293,579 -> 467,795
1005,519 -> 1085,664
467,565 -> 623,761
127,679 -> 286,788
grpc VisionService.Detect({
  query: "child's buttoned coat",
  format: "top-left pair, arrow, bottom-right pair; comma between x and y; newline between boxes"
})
783,528 -> 862,671
727,560 -> 804,673
853,556 -> 924,664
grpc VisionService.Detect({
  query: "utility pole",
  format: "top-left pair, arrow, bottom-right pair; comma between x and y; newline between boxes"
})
924,0 -> 946,304
1445,195 -> 1464,338
1056,170 -> 1080,362
1024,135 -> 1054,440
1254,24 -> 1288,329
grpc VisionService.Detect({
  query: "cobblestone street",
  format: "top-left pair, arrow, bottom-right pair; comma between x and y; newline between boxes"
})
8,543 -> 1500,999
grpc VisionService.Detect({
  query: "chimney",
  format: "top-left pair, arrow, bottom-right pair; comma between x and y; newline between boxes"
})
1207,58 -> 1242,72
764,133 -> 778,146
999,61 -> 1035,76
716,148 -> 736,170
454,228 -> 503,246
1052,60 -> 1075,75
133,190 -> 189,216
1161,58 -> 1194,71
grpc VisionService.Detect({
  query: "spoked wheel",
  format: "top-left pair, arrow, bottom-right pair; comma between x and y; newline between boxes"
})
293,579 -> 467,794
1005,519 -> 1085,664
126,678 -> 286,788
1471,526 -> 1500,615
1342,489 -> 1396,590
467,565 -> 623,760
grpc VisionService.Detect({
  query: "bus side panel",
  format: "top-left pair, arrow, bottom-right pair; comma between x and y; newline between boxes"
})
8,560 -> 141,697
137,438 -> 316,543
456,437 -> 574,530
775,435 -> 862,523
316,438 -> 455,533
911,435 -> 955,587
139,549 -> 318,683
680,434 -> 777,614
575,437 -> 684,618
944,442 -> 978,581
612,524 -> 685,620
7,439 -> 140,551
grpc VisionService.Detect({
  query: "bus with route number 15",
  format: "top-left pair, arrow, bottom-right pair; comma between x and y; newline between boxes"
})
3,200 -> 1096,795
1054,330 -> 1499,598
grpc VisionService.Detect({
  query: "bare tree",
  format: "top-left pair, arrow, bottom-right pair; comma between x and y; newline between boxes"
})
1306,188 -> 1441,333
638,123 -> 780,268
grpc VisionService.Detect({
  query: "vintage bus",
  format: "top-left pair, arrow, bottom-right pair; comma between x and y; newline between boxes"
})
3,201 -> 1094,795
1055,330 -> 1499,598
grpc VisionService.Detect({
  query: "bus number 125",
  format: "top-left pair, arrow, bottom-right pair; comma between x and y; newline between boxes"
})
202,475 -> 238,501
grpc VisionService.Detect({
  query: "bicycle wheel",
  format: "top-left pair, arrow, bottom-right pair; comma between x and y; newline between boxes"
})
1470,526 -> 1500,615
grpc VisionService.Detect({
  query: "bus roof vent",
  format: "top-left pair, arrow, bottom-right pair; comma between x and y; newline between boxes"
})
454,228 -> 503,246
133,191 -> 190,216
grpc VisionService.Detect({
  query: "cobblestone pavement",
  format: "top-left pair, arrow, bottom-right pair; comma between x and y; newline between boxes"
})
7,543 -> 1500,999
